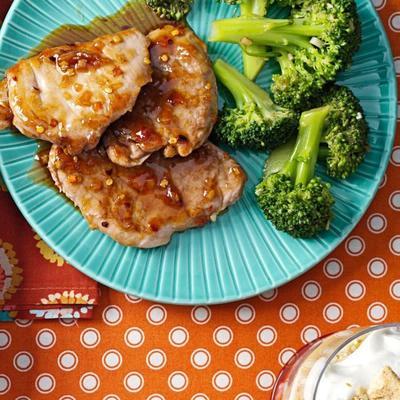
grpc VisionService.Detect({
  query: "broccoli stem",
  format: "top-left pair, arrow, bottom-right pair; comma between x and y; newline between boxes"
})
240,0 -> 269,80
240,0 -> 268,16
271,20 -> 325,37
318,144 -> 330,161
210,17 -> 292,41
296,106 -> 330,184
240,44 -> 280,58
264,137 -> 296,177
210,17 -> 324,49
282,106 -> 331,185
265,136 -> 334,175
275,50 -> 296,74
213,59 -> 276,116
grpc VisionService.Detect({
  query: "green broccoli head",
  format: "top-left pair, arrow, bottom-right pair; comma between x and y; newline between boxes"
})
209,0 -> 361,111
146,0 -> 192,20
270,0 -> 361,109
255,105 -> 335,238
256,175 -> 333,237
271,52 -> 324,110
215,102 -> 298,150
291,0 -> 361,77
319,85 -> 369,179
212,59 -> 298,151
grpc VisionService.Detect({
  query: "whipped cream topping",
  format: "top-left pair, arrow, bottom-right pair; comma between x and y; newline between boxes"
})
310,327 -> 400,400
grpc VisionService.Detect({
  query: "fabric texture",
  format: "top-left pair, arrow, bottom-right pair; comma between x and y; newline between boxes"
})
0,178 -> 99,320
0,1 -> 99,322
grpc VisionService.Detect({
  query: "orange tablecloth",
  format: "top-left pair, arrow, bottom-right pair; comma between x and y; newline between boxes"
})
0,1 -> 399,399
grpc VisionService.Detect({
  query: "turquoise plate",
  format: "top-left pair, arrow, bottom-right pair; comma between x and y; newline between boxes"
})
0,0 -> 396,304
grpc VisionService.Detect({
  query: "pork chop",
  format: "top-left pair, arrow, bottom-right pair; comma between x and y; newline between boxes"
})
48,142 -> 246,248
103,24 -> 218,167
0,79 -> 12,130
7,28 -> 151,154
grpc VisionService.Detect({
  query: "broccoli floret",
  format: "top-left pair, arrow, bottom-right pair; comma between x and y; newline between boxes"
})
256,105 -> 334,237
264,85 -> 368,179
209,0 -> 361,110
146,0 -> 193,21
213,59 -> 298,150
318,85 -> 369,179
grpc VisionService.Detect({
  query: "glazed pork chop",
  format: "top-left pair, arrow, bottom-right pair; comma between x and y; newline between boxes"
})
0,79 -> 12,130
6,28 -> 151,154
104,24 -> 218,167
48,142 -> 246,248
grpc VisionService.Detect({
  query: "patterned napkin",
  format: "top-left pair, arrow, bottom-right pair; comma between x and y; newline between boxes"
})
0,175 -> 99,320
0,0 -> 99,321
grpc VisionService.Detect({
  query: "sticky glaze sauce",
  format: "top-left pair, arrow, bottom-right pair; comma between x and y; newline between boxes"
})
51,144 -> 224,234
30,0 -> 163,55
29,0 -> 164,186
108,24 -> 194,158
52,146 -> 187,231
27,141 -> 53,188
45,48 -> 107,74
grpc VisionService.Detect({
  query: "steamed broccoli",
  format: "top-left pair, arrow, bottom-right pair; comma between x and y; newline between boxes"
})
146,0 -> 193,20
263,85 -> 368,180
213,59 -> 298,150
256,106 -> 334,238
209,0 -> 361,110
240,0 -> 269,80
318,85 -> 368,179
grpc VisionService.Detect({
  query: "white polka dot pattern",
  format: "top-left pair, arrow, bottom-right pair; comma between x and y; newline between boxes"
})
58,351 -> 78,371
125,328 -> 144,348
324,259 -> 344,279
0,374 -> 11,395
191,349 -> 211,369
102,350 -> 122,371
235,304 -> 256,324
80,328 -> 100,349
323,303 -> 344,324
389,12 -> 400,32
212,371 -> 232,391
102,306 -> 123,326
146,349 -> 166,370
124,372 -> 144,393
213,326 -> 233,347
36,329 -> 56,349
168,372 -> 188,392
0,330 -> 11,350
191,306 -> 211,324
35,373 -> 55,394
234,348 -> 255,369
169,327 -> 189,347
146,305 -> 167,325
301,325 -> 321,344
257,326 -> 277,347
13,352 -> 34,372
256,371 -> 275,391
346,281 -> 366,300
280,304 -> 300,324
80,372 -> 100,393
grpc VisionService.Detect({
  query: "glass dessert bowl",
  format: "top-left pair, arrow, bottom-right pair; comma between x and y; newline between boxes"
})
272,323 -> 400,400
